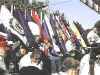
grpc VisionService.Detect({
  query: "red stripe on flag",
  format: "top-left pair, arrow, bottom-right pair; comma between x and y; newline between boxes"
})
61,21 -> 66,34
32,11 -> 40,25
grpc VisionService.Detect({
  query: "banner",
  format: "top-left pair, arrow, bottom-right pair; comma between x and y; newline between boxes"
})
0,5 -> 28,45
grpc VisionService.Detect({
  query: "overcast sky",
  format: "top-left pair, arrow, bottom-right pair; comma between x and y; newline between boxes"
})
30,0 -> 100,30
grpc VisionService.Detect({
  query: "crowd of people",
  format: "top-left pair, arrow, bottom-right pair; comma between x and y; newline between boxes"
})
0,4 -> 100,75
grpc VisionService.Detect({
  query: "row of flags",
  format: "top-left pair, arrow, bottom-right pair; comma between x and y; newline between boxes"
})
69,20 -> 87,47
0,5 -> 87,53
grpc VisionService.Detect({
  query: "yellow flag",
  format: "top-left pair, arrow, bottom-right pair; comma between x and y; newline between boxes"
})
69,20 -> 87,47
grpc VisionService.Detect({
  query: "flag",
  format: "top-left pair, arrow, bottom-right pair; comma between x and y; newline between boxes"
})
55,16 -> 62,30
32,11 -> 41,25
61,20 -> 71,39
54,15 -> 66,40
26,9 -> 33,22
0,5 -> 28,45
32,11 -> 42,38
69,20 -> 87,47
51,14 -> 67,54
51,14 -> 61,38
61,21 -> 66,34
73,21 -> 88,45
42,17 -> 50,55
26,9 -> 40,36
44,14 -> 54,39
50,14 -> 58,35
42,18 -> 50,37
28,22 -> 40,36
55,16 -> 67,41
14,9 -> 35,47
42,14 -> 56,54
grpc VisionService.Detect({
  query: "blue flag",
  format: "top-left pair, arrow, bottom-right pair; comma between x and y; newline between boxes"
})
14,9 -> 35,47
26,9 -> 33,22
50,14 -> 58,35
